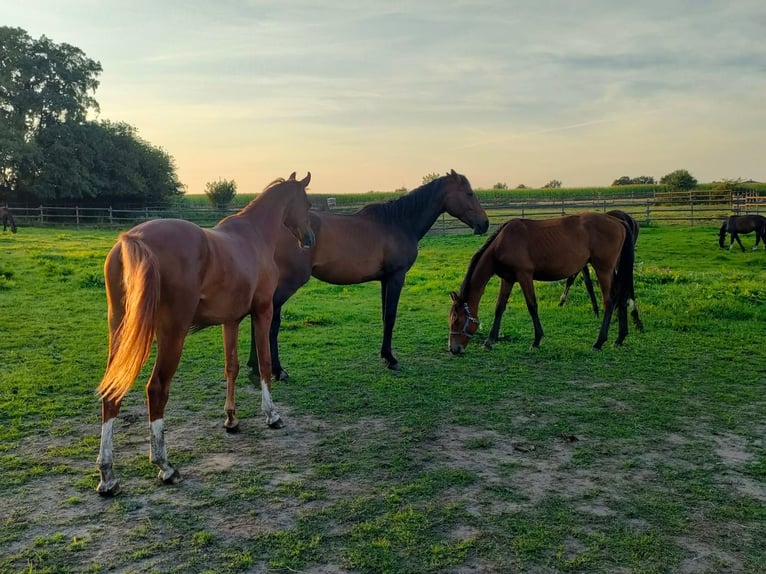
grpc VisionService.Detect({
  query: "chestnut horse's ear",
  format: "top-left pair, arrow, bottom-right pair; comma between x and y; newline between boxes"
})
300,172 -> 311,187
450,169 -> 457,177
449,291 -> 460,303
288,172 -> 297,181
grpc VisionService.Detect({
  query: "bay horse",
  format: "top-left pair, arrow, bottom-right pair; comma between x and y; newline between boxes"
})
718,214 -> 766,251
448,212 -> 635,354
247,170 -> 489,377
95,173 -> 315,496
558,210 -> 643,330
1,206 -> 17,233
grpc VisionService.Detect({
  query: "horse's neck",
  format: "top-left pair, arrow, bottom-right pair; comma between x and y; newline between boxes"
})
223,194 -> 286,237
462,248 -> 496,313
395,183 -> 447,238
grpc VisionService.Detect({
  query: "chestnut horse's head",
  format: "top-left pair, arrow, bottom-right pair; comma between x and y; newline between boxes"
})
448,291 -> 479,354
442,170 -> 489,235
280,172 -> 315,248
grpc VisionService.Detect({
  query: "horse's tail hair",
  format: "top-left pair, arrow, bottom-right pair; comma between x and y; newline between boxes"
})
718,219 -> 728,248
97,234 -> 161,403
613,224 -> 635,309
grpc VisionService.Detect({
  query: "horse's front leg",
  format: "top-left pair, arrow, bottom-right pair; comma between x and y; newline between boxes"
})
486,278 -> 513,349
252,303 -> 283,428
380,273 -> 406,370
222,322 -> 241,432
97,397 -> 123,496
518,275 -> 543,348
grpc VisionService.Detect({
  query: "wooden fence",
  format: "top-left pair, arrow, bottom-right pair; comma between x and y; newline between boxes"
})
5,191 -> 764,236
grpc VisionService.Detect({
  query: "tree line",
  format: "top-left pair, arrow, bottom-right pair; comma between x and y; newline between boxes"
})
1,27 -> 183,206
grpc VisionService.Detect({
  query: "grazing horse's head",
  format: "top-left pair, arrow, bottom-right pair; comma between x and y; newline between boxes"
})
448,291 -> 479,354
280,172 -> 315,248
442,170 -> 489,235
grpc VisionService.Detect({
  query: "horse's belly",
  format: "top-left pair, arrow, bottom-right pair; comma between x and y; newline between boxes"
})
312,263 -> 382,285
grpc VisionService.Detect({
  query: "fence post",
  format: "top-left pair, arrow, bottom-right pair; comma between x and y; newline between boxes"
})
76,206 -> 80,227
39,205 -> 44,223
645,200 -> 651,224
690,193 -> 694,226
109,206 -> 113,225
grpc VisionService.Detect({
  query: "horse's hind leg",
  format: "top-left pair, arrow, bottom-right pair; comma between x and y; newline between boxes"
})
146,329 -> 185,485
558,274 -> 576,307
518,274 -> 544,348
486,278 -> 513,349
581,266 -> 599,317
733,233 -> 745,251
97,397 -> 124,496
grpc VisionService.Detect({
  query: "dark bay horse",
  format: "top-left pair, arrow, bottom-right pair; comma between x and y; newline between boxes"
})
449,212 -> 635,353
1,206 -> 17,233
96,173 -> 315,496
558,210 -> 643,330
719,214 -> 766,251
247,170 -> 489,377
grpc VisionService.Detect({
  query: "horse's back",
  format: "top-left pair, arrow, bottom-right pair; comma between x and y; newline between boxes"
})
310,210 -> 415,284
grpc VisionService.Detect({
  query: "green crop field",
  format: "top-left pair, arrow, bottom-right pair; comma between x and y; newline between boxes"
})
0,224 -> 765,573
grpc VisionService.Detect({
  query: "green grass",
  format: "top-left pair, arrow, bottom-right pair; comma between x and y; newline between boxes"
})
0,224 -> 765,573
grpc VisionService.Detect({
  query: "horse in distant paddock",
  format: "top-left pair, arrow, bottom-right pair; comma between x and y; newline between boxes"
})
558,210 -> 643,330
95,173 -> 314,496
247,169 -> 489,377
718,214 -> 766,251
1,206 -> 17,233
448,212 -> 636,354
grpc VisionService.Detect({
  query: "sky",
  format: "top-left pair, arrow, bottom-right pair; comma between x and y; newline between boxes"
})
5,1 -> 766,195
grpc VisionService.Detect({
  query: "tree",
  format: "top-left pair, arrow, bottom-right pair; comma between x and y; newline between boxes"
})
204,178 -> 237,208
492,182 -> 508,190
612,176 -> 632,186
30,120 -> 183,205
1,27 -> 102,200
542,179 -> 562,189
612,175 -> 656,186
660,169 -> 697,191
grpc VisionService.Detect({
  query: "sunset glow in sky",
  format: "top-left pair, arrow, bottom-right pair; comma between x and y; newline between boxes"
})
6,1 -> 766,194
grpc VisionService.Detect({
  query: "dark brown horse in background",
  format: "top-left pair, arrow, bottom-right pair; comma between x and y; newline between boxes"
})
1,206 -> 17,233
95,173 -> 315,496
449,212 -> 635,354
247,170 -> 489,377
558,209 -> 643,330
718,214 -> 766,251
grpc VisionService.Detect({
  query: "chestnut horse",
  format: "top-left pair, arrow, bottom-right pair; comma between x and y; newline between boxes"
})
247,170 -> 489,377
96,173 -> 314,496
718,214 -> 766,251
558,210 -> 643,330
449,212 -> 635,354
1,206 -> 17,233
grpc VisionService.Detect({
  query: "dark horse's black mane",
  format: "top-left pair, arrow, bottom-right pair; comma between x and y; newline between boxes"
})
458,221 -> 509,299
355,174 -> 467,226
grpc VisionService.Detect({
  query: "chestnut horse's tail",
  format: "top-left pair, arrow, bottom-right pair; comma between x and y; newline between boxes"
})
97,235 -> 161,403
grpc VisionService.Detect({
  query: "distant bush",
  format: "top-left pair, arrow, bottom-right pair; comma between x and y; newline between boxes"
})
204,179 -> 237,208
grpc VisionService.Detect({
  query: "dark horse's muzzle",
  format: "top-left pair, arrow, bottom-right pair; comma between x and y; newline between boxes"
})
473,218 -> 489,235
300,230 -> 316,248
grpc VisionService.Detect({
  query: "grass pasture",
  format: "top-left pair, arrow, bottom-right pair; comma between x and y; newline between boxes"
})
0,224 -> 765,573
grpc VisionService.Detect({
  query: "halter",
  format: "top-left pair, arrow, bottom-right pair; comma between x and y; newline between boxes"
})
450,303 -> 480,339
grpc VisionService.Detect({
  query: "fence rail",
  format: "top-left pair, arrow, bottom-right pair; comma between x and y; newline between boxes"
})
5,193 -> 765,236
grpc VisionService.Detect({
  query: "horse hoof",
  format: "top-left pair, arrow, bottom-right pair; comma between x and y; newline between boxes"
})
386,360 -> 400,371
268,417 -> 285,430
159,469 -> 181,485
276,369 -> 289,382
224,422 -> 240,434
96,481 -> 121,497
592,344 -> 603,351
483,342 -> 494,350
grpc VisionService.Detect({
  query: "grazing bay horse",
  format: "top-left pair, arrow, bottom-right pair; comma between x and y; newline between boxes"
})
558,210 -> 643,330
247,170 -> 489,377
96,173 -> 315,496
449,212 -> 635,354
718,214 -> 766,251
1,206 -> 17,233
